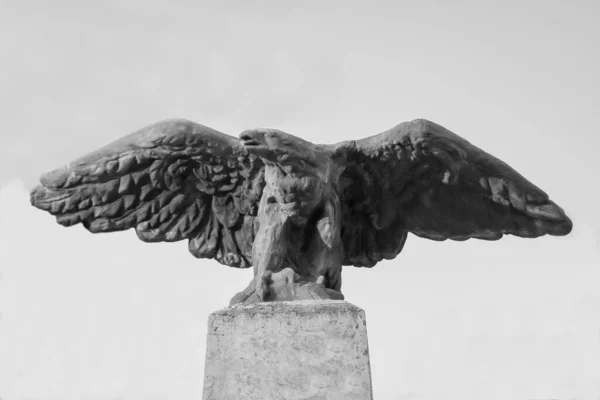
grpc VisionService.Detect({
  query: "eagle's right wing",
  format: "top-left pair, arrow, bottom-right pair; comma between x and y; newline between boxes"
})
331,119 -> 572,268
30,119 -> 265,268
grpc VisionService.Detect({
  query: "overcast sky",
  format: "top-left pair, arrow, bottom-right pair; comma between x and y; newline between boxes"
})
1,0 -> 600,399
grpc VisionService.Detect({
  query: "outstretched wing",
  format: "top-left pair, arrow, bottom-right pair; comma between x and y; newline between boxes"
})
31,119 -> 265,268
331,119 -> 572,268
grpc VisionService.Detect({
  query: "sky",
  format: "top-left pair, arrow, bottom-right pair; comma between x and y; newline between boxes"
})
1,0 -> 599,399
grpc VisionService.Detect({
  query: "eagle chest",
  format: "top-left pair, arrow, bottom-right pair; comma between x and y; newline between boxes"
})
263,168 -> 325,211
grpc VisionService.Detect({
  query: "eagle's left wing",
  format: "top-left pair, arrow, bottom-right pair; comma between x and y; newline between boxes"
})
330,119 -> 572,268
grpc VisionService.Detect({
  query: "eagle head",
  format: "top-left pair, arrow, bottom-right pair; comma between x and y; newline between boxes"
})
239,129 -> 326,176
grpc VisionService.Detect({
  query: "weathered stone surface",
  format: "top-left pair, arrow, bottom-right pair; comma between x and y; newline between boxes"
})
202,300 -> 373,400
30,118 -> 573,306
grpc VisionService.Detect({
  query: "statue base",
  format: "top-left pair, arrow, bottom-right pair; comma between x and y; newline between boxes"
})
202,300 -> 373,400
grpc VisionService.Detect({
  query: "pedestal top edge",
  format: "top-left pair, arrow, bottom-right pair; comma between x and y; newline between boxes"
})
210,300 -> 365,316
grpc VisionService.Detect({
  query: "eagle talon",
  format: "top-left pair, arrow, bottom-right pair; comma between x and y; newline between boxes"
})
228,272 -> 272,306
256,271 -> 273,301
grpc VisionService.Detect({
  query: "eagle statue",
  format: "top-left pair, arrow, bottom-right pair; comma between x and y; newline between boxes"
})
30,119 -> 573,305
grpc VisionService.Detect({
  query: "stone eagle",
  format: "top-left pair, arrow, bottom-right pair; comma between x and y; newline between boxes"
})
31,119 -> 572,304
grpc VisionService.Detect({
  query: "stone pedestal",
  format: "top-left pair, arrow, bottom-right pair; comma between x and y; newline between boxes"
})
202,300 -> 373,400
